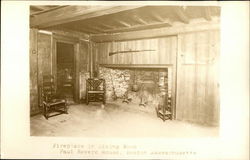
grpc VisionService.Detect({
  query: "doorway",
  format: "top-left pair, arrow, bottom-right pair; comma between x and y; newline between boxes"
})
56,42 -> 75,102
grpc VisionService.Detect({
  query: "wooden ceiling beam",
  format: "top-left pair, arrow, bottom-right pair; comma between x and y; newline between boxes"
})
174,7 -> 189,24
98,23 -> 115,29
31,6 -> 44,11
49,25 -> 99,34
91,21 -> 219,42
65,25 -> 102,34
30,6 -> 143,28
30,6 -> 67,16
82,25 -> 104,33
150,13 -> 165,22
103,20 -> 172,33
78,28 -> 100,34
50,28 -> 89,40
110,11 -> 133,27
90,17 -> 130,29
115,20 -> 131,27
132,15 -> 148,25
204,7 -> 212,21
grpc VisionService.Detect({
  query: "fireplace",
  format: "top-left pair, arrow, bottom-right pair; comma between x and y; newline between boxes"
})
99,66 -> 172,113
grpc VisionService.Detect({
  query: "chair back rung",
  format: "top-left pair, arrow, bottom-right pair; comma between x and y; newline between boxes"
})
86,78 -> 105,91
86,78 -> 106,105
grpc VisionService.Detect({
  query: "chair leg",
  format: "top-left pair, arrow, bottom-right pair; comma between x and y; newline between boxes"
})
86,93 -> 89,105
64,104 -> 68,114
44,105 -> 49,120
103,94 -> 106,105
155,107 -> 159,117
104,93 -> 106,104
43,104 -> 46,119
43,104 -> 46,117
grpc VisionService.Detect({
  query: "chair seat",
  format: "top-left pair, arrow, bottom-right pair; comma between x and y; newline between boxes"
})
158,110 -> 171,115
63,84 -> 73,87
88,90 -> 105,94
44,99 -> 66,105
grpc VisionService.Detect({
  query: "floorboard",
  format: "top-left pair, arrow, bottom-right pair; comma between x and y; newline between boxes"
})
30,101 -> 219,137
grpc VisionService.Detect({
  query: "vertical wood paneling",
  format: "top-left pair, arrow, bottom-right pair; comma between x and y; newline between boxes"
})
120,41 -> 124,64
135,40 -> 141,64
165,38 -> 169,64
95,36 -> 176,65
96,43 -> 102,64
100,43 -> 104,65
111,42 -> 115,64
113,42 -> 118,64
143,40 -> 148,64
100,43 -> 105,64
127,41 -> 132,64
79,40 -> 89,72
170,36 -> 177,118
151,39 -> 158,64
176,30 -> 220,126
30,29 -> 39,115
37,32 -> 52,108
131,40 -> 136,64
37,33 -> 52,85
148,39 -> 153,64
74,43 -> 80,102
79,40 -> 89,100
93,42 -> 98,75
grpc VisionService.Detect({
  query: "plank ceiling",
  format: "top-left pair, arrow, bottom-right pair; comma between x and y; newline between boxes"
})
30,5 -> 220,35
30,5 -> 64,15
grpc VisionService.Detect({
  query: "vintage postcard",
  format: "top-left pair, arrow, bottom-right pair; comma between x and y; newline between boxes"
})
1,1 -> 249,159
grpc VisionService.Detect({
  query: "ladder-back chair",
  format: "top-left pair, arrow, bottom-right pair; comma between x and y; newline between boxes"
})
155,94 -> 172,121
42,75 -> 68,119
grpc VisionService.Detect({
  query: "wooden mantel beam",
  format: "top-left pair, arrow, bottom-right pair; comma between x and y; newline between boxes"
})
91,20 -> 219,42
30,5 -> 143,28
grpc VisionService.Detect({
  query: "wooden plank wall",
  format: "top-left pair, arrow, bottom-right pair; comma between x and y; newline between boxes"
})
36,32 -> 53,112
176,30 -> 220,126
30,29 -> 39,115
95,36 -> 177,66
37,32 -> 53,85
79,40 -> 90,100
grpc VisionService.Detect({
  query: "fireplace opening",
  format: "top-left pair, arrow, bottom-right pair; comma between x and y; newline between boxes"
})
99,66 -> 172,114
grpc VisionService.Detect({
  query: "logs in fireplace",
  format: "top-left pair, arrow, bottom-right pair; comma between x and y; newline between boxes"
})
99,67 -> 171,114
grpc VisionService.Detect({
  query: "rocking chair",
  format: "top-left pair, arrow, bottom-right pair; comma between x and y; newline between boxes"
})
86,78 -> 106,105
42,75 -> 68,119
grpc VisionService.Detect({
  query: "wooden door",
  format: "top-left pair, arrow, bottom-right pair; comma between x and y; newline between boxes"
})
176,30 -> 220,126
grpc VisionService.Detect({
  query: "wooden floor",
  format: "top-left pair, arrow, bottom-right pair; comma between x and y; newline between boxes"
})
30,101 -> 219,137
